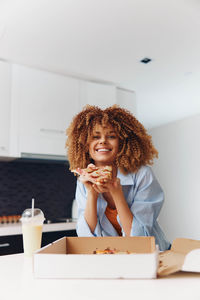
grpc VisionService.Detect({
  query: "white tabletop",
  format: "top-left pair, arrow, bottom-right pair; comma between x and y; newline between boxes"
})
1,253 -> 200,300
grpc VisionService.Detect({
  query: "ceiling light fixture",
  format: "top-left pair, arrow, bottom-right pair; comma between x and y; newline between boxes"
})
140,57 -> 152,64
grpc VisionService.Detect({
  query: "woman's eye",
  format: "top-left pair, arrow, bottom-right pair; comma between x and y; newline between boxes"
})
108,135 -> 116,139
93,136 -> 100,139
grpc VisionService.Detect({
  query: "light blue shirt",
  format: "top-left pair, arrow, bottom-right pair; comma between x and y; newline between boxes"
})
75,165 -> 170,251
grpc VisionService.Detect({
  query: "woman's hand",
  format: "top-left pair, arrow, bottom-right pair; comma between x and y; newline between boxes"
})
78,172 -> 99,197
77,163 -> 112,197
78,175 -> 99,197
92,178 -> 123,196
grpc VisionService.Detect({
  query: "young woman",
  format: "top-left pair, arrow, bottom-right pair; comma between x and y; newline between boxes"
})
66,105 -> 170,251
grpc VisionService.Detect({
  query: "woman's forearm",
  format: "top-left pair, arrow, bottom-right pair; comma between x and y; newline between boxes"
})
112,190 -> 133,236
84,192 -> 98,233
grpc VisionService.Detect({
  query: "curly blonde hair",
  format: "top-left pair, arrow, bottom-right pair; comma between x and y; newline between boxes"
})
66,105 -> 158,174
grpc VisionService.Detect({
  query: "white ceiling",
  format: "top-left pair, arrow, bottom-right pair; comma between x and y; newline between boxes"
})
0,0 -> 200,128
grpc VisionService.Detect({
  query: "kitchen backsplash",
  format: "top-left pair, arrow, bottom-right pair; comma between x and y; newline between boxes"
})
0,159 -> 77,220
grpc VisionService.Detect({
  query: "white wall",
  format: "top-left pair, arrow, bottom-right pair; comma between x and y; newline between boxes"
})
149,113 -> 200,242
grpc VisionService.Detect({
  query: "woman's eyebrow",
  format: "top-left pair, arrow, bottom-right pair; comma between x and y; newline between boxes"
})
106,131 -> 116,134
92,130 -> 116,134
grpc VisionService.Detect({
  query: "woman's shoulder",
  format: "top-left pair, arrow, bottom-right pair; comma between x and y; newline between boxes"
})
118,165 -> 153,185
127,165 -> 153,177
137,165 -> 152,174
132,165 -> 155,183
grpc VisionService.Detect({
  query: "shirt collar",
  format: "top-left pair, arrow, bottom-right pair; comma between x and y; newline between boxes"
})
117,169 -> 135,185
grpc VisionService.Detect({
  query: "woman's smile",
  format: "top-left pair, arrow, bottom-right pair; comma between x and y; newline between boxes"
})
95,147 -> 111,153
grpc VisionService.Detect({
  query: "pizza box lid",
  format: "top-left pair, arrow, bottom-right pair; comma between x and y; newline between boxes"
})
158,238 -> 200,277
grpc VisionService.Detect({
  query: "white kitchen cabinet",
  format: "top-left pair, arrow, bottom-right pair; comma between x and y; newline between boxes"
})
0,61 -> 11,157
116,87 -> 137,116
10,64 -> 80,158
7,64 -> 136,159
80,80 -> 116,109
80,82 -> 136,115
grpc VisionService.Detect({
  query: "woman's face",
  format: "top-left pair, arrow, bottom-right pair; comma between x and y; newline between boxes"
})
88,124 -> 119,167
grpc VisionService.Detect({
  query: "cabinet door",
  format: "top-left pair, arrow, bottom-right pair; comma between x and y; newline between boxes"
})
80,81 -> 116,109
116,88 -> 137,116
10,65 -> 80,157
0,235 -> 23,255
0,61 -> 11,156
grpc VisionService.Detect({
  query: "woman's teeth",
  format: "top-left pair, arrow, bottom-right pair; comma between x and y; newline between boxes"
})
97,149 -> 110,152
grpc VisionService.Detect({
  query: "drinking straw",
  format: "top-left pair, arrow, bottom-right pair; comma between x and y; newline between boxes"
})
31,198 -> 34,218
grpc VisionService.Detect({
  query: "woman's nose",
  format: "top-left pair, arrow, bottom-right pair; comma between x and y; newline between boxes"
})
99,136 -> 106,144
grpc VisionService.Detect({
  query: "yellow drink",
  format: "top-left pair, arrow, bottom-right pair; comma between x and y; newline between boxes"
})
22,224 -> 43,257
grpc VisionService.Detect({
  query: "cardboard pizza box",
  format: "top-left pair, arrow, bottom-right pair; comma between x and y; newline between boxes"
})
158,238 -> 200,277
33,236 -> 158,279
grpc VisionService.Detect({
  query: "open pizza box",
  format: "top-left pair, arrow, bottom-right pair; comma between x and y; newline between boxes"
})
158,238 -> 200,277
33,236 -> 158,279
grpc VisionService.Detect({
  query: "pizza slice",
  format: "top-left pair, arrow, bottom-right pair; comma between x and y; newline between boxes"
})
71,164 -> 112,185
93,247 -> 132,254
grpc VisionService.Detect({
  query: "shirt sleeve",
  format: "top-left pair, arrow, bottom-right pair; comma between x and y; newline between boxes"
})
129,166 -> 164,237
75,180 -> 102,237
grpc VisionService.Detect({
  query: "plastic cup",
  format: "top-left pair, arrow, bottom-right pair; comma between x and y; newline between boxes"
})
21,208 -> 45,257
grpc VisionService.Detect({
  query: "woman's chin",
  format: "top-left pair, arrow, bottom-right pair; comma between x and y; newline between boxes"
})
94,160 -> 114,166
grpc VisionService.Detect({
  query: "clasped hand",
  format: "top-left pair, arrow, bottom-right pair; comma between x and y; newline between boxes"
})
78,172 -> 122,196
92,177 -> 121,195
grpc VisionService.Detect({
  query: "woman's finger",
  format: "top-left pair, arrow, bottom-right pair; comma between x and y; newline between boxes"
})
92,184 -> 101,193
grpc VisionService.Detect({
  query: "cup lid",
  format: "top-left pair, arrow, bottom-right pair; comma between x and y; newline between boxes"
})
20,208 -> 45,223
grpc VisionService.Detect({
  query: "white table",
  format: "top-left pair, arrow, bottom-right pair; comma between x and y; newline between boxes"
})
1,253 -> 200,300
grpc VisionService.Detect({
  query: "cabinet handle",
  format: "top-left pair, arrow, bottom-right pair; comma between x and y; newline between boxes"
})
0,243 -> 10,248
40,128 -> 65,135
